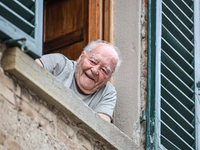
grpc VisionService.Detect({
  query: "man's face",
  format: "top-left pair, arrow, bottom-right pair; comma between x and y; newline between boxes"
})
75,43 -> 118,94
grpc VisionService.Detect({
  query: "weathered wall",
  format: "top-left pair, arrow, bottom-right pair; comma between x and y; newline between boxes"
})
140,0 -> 148,148
113,0 -> 141,144
114,0 -> 148,148
0,73 -> 96,150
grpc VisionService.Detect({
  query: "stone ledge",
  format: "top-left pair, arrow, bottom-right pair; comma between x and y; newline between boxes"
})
1,47 -> 141,150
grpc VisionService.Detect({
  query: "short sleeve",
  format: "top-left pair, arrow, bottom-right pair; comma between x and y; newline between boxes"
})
40,53 -> 67,77
93,84 -> 117,122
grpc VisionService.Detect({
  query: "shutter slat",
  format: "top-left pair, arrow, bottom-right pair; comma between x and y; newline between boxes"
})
162,39 -> 194,75
161,63 -> 194,97
1,0 -> 35,23
161,86 -> 194,122
172,0 -> 193,18
17,0 -> 35,10
161,110 -> 195,147
162,0 -> 193,29
161,49 -> 194,85
0,2 -> 34,36
162,2 -> 193,39
161,74 -> 194,110
161,36 -> 193,63
162,25 -> 193,55
184,0 -> 193,7
162,13 -> 194,51
161,121 -> 194,150
161,135 -> 181,150
161,97 -> 194,133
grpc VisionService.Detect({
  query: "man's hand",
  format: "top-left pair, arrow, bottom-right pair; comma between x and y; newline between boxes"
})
35,58 -> 44,67
98,113 -> 111,122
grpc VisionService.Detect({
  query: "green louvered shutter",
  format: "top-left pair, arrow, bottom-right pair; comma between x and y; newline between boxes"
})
0,0 -> 43,58
157,0 -> 199,149
146,0 -> 200,149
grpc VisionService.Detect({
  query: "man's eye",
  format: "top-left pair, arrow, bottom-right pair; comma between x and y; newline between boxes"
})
101,68 -> 107,74
90,60 -> 95,64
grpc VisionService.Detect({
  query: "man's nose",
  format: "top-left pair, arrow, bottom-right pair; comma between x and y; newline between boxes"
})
91,66 -> 99,75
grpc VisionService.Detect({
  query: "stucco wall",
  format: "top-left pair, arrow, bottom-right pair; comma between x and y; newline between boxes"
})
114,0 -> 148,148
114,0 -> 141,145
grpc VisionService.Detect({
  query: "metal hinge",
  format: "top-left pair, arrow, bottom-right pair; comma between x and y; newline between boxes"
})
197,81 -> 200,88
3,38 -> 28,52
140,110 -> 146,123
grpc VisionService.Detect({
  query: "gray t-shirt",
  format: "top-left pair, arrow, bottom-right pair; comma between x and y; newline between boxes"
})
40,53 -> 116,120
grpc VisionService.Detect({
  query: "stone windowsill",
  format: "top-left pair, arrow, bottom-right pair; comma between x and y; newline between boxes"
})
2,47 -> 141,150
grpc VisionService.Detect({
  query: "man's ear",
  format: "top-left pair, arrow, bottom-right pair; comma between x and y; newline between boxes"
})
77,51 -> 85,63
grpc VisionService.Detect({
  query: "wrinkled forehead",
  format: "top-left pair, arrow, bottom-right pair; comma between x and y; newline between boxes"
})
87,44 -> 118,71
88,54 -> 111,70
92,43 -> 118,60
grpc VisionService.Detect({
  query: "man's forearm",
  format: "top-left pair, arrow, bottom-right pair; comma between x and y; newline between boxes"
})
35,58 -> 44,67
98,113 -> 111,122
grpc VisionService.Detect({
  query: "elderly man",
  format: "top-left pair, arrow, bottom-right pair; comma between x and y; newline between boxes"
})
35,40 -> 121,122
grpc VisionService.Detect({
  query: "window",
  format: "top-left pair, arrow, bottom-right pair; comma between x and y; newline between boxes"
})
0,0 -> 43,58
43,0 -> 113,61
146,0 -> 200,149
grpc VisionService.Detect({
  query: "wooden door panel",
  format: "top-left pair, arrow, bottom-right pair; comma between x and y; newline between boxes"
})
43,0 -> 112,60
43,29 -> 83,54
49,41 -> 85,61
44,0 -> 86,42
88,0 -> 102,41
43,0 -> 88,60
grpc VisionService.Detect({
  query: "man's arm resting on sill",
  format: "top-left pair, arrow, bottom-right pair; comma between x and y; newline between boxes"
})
35,59 -> 111,122
98,113 -> 111,122
35,58 -> 44,67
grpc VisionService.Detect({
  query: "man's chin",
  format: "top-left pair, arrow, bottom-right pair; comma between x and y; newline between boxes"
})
78,84 -> 95,94
79,88 -> 94,95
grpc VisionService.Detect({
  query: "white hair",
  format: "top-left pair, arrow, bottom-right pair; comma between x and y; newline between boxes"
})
83,40 -> 122,75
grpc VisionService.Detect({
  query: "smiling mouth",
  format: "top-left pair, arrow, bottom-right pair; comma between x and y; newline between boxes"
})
85,72 -> 95,81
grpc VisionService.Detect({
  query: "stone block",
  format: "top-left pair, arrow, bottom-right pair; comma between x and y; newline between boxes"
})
21,88 -> 40,112
15,97 -> 21,110
15,84 -> 21,98
94,141 -> 104,150
0,145 -> 7,150
57,118 -> 75,139
57,112 -> 70,125
0,129 -> 6,145
0,83 -> 15,106
57,129 -> 84,150
4,136 -> 22,150
57,129 -> 68,145
39,117 -> 55,135
76,130 -> 92,150
20,100 -> 39,123
0,73 -> 19,97
20,87 -> 30,103
67,138 -> 85,150
39,104 -> 56,122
